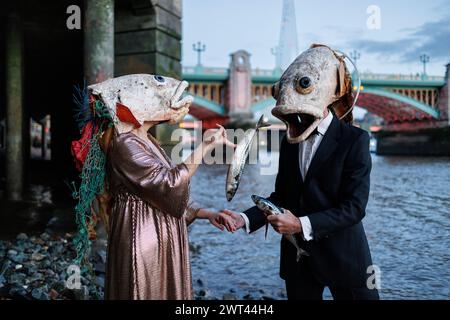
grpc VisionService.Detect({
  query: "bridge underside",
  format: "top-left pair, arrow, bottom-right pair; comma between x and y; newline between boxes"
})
188,103 -> 227,129
357,92 -> 437,127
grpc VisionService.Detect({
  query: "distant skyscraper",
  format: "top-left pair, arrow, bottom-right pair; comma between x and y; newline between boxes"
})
274,0 -> 299,71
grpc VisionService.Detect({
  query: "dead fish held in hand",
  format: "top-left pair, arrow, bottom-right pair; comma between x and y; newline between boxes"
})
225,116 -> 270,201
251,195 -> 309,262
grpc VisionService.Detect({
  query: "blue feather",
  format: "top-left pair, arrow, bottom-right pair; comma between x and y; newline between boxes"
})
72,81 -> 92,131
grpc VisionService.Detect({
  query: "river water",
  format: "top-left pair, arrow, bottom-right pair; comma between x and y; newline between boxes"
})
188,152 -> 450,300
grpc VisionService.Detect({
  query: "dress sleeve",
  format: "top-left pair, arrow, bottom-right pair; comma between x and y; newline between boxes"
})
110,134 -> 190,219
184,200 -> 202,226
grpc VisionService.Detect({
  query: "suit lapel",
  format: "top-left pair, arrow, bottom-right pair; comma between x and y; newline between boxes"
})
304,115 -> 341,182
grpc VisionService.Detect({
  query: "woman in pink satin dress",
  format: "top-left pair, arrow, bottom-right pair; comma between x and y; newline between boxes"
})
105,121 -> 235,300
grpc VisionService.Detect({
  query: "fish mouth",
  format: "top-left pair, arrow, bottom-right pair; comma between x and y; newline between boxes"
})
272,106 -> 322,143
171,80 -> 194,110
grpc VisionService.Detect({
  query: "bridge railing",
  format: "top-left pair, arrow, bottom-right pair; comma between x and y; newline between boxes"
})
358,73 -> 445,81
183,66 -> 228,75
183,66 -> 445,82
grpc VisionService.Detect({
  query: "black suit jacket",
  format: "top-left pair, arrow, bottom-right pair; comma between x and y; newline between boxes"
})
243,115 -> 374,288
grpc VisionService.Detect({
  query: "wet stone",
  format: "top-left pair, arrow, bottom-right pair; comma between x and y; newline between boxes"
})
39,259 -> 52,268
197,289 -> 206,297
96,250 -> 107,264
16,233 -> 28,241
31,286 -> 50,300
9,272 -> 27,284
49,288 -> 59,300
9,286 -> 28,297
94,276 -> 105,288
31,252 -> 45,261
7,249 -> 18,256
94,262 -> 105,274
9,253 -> 26,264
223,293 -> 237,300
40,233 -> 51,241
28,272 -> 44,282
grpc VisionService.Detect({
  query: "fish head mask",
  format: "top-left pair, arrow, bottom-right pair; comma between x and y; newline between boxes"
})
271,44 -> 354,143
88,74 -> 194,133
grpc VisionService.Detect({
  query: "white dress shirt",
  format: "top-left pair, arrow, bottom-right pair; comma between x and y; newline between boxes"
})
240,112 -> 334,241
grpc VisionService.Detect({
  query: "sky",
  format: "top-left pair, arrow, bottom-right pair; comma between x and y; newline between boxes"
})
182,0 -> 450,76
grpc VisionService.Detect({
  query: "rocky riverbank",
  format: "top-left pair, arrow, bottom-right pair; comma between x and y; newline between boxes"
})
0,231 -> 281,300
0,231 -> 105,300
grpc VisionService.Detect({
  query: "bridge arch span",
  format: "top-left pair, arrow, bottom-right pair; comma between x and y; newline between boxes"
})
188,94 -> 226,120
251,90 -> 440,125
357,88 -> 439,123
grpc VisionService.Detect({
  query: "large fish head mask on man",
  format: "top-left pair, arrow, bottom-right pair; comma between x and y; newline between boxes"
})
271,44 -> 354,143
88,74 -> 194,133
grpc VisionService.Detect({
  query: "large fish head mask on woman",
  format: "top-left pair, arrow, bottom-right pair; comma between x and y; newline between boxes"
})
88,74 -> 194,133
271,44 -> 355,143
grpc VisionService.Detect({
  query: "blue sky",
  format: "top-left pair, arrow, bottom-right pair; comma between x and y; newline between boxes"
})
182,0 -> 450,76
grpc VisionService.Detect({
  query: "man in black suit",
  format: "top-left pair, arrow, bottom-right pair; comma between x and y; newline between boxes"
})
219,45 -> 379,300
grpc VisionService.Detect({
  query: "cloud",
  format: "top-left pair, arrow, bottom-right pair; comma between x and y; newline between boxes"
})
349,15 -> 450,63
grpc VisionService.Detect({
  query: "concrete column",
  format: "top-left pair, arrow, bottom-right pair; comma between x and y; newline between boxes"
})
84,0 -> 114,84
40,117 -> 47,159
6,14 -> 24,201
227,50 -> 253,123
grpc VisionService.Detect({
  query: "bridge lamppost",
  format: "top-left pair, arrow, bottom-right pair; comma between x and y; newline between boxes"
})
420,54 -> 430,79
193,41 -> 206,67
349,50 -> 361,66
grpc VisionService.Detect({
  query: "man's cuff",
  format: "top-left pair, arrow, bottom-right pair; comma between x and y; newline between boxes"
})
299,216 -> 313,241
239,212 -> 251,234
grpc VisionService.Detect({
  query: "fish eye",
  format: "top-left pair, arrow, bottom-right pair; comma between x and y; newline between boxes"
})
296,76 -> 314,94
299,77 -> 311,89
154,75 -> 165,83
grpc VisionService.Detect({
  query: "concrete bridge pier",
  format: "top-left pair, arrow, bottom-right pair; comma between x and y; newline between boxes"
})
227,50 -> 254,127
84,0 -> 115,84
5,13 -> 24,201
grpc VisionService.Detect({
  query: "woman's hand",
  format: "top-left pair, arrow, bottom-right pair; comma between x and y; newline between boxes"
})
203,125 -> 236,150
197,208 -> 237,232
183,125 -> 235,178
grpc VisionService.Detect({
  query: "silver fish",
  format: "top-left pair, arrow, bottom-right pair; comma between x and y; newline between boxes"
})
225,115 -> 270,201
251,195 -> 309,262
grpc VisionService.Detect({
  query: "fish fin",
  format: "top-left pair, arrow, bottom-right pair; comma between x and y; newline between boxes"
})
265,222 -> 269,240
116,102 -> 142,128
256,115 -> 270,129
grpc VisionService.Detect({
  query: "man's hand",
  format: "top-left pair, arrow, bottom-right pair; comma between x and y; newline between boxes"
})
267,209 -> 302,235
218,209 -> 246,232
199,208 -> 237,232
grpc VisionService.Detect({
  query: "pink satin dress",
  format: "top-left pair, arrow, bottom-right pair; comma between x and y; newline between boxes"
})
105,132 -> 198,300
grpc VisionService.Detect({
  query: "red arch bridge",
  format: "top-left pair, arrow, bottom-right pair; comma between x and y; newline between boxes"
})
182,51 -> 450,132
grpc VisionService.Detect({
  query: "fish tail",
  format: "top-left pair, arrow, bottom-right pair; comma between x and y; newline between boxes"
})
256,115 -> 270,129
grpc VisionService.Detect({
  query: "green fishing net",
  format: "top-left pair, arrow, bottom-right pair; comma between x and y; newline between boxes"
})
71,98 -> 113,272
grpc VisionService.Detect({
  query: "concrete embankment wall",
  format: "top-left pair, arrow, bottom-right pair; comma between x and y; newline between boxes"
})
375,127 -> 450,156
